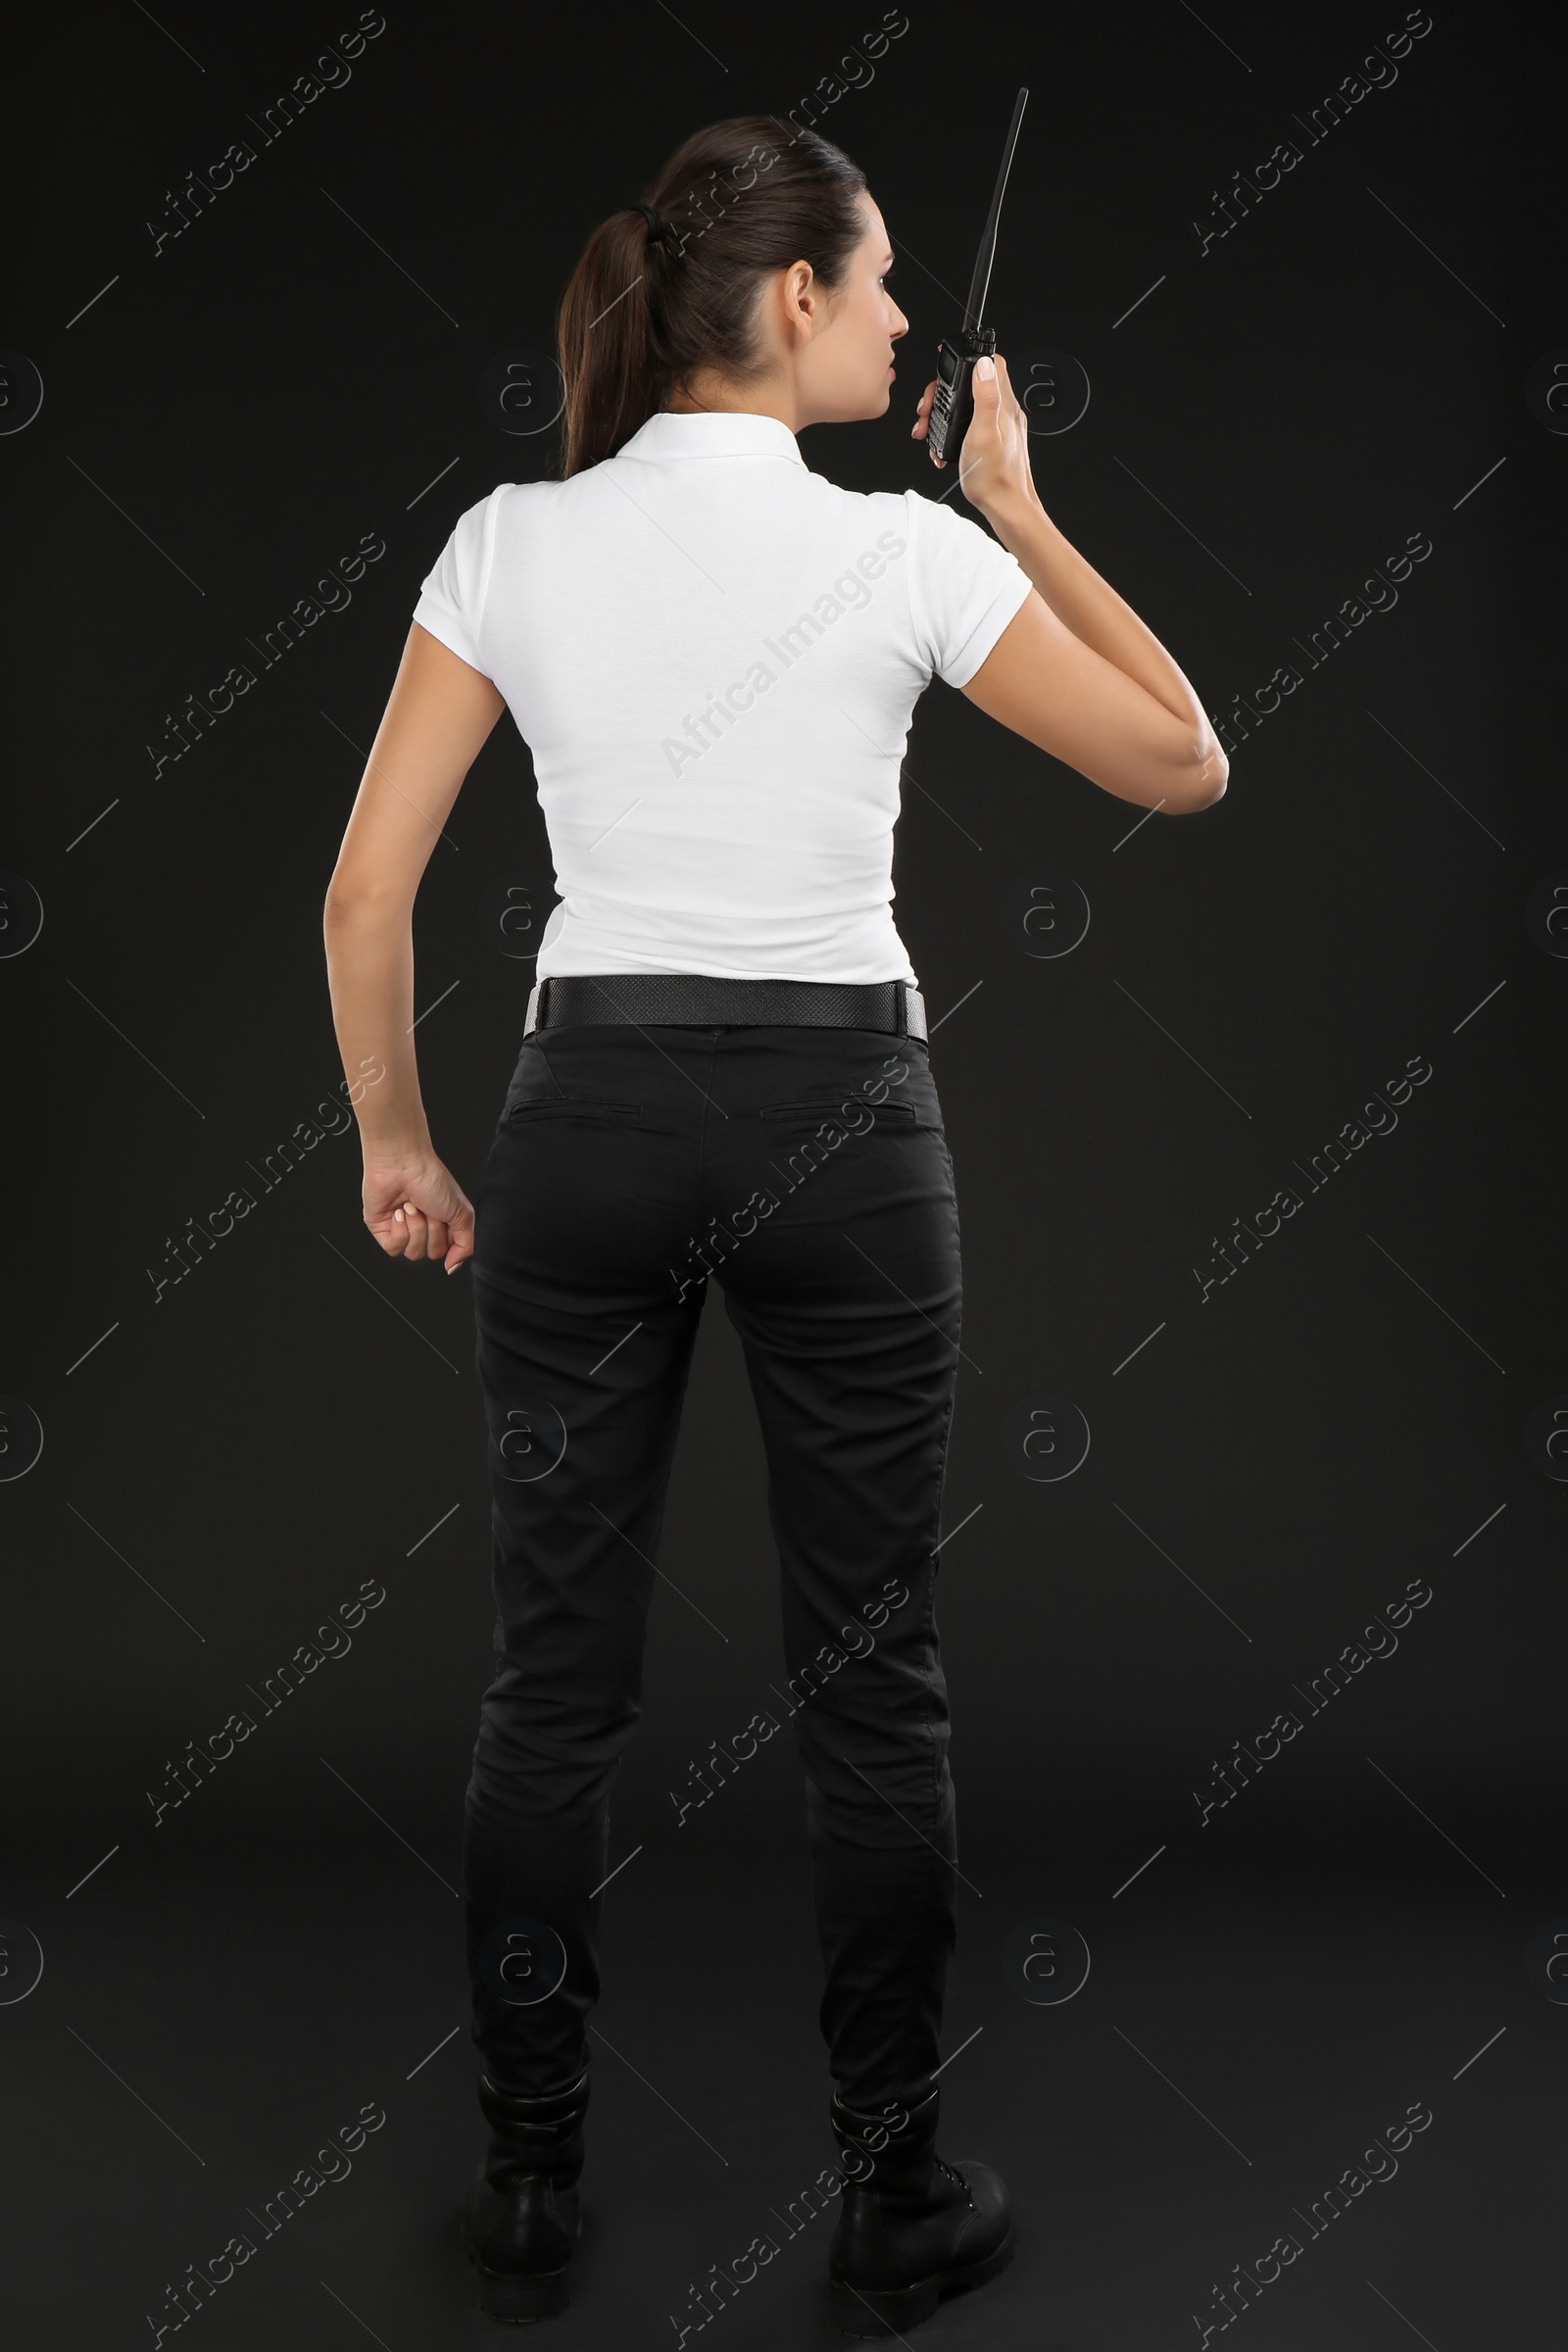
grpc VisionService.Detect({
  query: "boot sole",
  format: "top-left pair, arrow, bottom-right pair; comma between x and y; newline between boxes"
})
462,2217 -> 576,2324
827,2226 -> 1014,2337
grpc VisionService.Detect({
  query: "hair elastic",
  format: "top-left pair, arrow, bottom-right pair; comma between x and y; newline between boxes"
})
632,201 -> 671,243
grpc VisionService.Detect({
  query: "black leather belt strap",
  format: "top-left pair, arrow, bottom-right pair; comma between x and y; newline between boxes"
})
524,972 -> 928,1044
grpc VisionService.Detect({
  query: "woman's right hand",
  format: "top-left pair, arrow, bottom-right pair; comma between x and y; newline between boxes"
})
912,353 -> 1040,523
363,1151 -> 475,1274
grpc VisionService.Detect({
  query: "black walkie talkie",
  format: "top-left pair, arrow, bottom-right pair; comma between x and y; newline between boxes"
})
926,87 -> 1029,472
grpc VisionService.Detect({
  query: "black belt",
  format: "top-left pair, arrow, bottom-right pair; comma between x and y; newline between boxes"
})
524,973 -> 928,1043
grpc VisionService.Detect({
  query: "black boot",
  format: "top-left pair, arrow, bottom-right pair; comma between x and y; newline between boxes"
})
462,2067 -> 589,2323
825,2084 -> 1013,2336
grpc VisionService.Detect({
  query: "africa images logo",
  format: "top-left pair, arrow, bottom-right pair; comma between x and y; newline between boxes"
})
659,532 -> 906,777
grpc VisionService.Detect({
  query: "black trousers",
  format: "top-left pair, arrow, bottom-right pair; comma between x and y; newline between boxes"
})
463,1017 -> 963,2115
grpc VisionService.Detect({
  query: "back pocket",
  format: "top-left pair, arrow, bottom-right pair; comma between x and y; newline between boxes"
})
506,1096 -> 642,1122
759,1099 -> 915,1124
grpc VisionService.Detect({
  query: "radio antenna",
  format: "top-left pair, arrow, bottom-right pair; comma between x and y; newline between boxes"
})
962,87 -> 1029,334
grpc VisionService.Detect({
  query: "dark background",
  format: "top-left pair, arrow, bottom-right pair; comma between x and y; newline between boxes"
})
2,2 -> 1563,2344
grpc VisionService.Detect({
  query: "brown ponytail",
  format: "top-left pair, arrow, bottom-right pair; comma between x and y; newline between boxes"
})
557,118 -> 868,476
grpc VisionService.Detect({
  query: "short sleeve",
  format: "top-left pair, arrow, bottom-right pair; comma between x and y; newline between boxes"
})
903,489 -> 1033,688
412,490 -> 504,673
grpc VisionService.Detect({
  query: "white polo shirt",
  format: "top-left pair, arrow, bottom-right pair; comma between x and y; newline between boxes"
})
413,411 -> 1032,986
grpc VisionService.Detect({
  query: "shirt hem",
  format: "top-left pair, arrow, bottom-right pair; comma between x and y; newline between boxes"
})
536,953 -> 920,988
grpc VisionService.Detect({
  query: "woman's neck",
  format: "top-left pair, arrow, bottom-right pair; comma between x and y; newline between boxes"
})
664,379 -> 800,429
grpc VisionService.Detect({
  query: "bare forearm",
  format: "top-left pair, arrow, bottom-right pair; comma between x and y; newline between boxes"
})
981,487 -> 1217,744
323,896 -> 431,1157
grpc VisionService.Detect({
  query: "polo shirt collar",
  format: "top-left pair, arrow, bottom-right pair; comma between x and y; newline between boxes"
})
617,410 -> 806,466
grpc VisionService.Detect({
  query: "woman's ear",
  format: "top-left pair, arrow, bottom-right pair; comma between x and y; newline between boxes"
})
782,259 -> 821,337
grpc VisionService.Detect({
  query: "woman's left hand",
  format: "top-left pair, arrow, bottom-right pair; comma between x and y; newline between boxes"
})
363,1150 -> 475,1274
